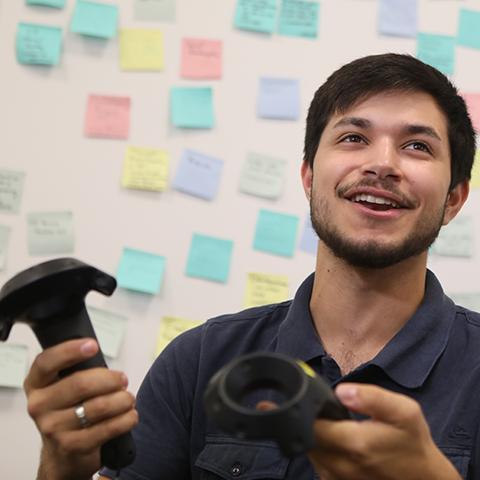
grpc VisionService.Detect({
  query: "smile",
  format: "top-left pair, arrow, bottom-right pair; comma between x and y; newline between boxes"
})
349,194 -> 400,211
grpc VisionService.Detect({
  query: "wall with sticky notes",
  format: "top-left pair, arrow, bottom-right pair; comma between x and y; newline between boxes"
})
2,0 -> 480,477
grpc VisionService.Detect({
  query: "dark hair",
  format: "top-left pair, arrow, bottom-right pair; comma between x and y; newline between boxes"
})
304,53 -> 476,190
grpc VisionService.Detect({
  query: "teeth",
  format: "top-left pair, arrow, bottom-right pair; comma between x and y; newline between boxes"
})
351,194 -> 399,208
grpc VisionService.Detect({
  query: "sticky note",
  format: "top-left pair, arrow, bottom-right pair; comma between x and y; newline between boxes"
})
84,94 -> 130,139
122,146 -> 169,192
181,38 -> 222,79
16,22 -> 62,66
278,0 -> 320,39
0,225 -> 11,270
239,152 -> 286,199
120,29 -> 164,71
172,150 -> 223,200
431,216 -> 474,257
27,211 -> 74,255
117,247 -> 166,294
416,33 -> 455,75
458,8 -> 480,50
155,316 -> 201,356
257,77 -> 300,120
170,87 -> 214,128
186,233 -> 234,283
71,0 -> 118,39
0,344 -> 28,389
449,292 -> 480,312
244,272 -> 289,308
378,0 -> 417,38
470,150 -> 480,189
134,0 -> 175,22
27,0 -> 66,7
298,215 -> 317,254
0,169 -> 25,214
462,93 -> 480,132
234,0 -> 278,34
253,209 -> 299,257
88,306 -> 128,359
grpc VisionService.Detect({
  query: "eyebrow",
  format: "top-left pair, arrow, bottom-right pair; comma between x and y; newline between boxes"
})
332,116 -> 443,142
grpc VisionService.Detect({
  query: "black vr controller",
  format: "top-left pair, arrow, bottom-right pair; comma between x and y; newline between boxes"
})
0,258 -> 136,470
204,352 -> 350,456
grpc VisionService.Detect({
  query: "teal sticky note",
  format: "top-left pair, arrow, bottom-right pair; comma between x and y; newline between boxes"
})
117,247 -> 166,294
27,0 -> 66,7
27,211 -> 74,255
234,0 -> 278,34
0,225 -> 11,270
16,22 -> 62,65
416,33 -> 455,75
0,344 -> 28,389
458,8 -> 480,50
71,0 -> 118,39
278,0 -> 319,39
170,87 -> 214,129
254,209 -> 299,257
186,233 -> 234,283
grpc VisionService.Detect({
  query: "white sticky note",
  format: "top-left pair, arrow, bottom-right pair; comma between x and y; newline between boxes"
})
88,306 -> 128,359
449,292 -> 480,312
0,169 -> 25,214
431,216 -> 474,257
0,225 -> 11,270
27,211 -> 74,255
0,344 -> 28,389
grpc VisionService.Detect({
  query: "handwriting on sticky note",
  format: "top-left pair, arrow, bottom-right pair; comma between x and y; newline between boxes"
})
234,0 -> 278,33
0,225 -> 11,271
117,247 -> 166,294
170,87 -> 214,128
134,0 -> 175,22
181,38 -> 222,79
122,146 -> 169,191
0,344 -> 28,389
458,8 -> 480,50
88,306 -> 128,359
0,169 -> 25,214
27,211 -> 74,255
120,29 -> 164,71
278,0 -> 320,39
155,316 -> 201,356
244,272 -> 289,308
378,0 -> 417,38
84,94 -> 130,139
16,22 -> 62,65
257,77 -> 300,120
173,150 -> 223,200
71,0 -> 118,38
432,216 -> 474,257
416,33 -> 455,75
298,215 -> 317,255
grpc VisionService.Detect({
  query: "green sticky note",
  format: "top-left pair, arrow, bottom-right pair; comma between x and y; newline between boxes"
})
0,344 -> 28,389
134,0 -> 175,22
234,0 -> 278,34
449,292 -> 480,312
71,0 -> 118,39
0,169 -> 25,213
170,87 -> 214,129
27,211 -> 74,255
16,22 -> 62,65
27,0 -> 66,7
278,0 -> 319,39
0,225 -> 11,270
416,33 -> 455,75
186,233 -> 234,283
88,306 -> 128,358
254,209 -> 299,257
117,247 -> 166,294
458,8 -> 480,50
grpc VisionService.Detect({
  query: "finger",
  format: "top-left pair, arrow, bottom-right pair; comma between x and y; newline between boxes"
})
24,339 -> 99,392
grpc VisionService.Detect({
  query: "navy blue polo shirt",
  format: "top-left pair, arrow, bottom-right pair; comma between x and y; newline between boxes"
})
101,270 -> 480,479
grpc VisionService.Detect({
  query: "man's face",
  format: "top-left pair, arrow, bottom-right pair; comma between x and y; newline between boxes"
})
303,90 -> 462,269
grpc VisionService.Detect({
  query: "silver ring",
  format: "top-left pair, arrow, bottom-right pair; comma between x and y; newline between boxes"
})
74,404 -> 90,428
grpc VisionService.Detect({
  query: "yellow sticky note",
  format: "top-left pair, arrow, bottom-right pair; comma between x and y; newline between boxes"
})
120,29 -> 164,71
155,316 -> 201,356
244,272 -> 289,308
470,150 -> 480,189
122,146 -> 169,191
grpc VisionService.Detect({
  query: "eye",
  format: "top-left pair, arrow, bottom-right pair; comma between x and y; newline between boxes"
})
339,134 -> 367,144
404,141 -> 432,154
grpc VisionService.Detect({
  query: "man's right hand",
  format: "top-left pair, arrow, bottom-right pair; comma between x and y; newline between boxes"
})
23,338 -> 138,480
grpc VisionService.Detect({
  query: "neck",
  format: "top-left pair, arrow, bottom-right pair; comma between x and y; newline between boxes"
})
310,243 -> 427,374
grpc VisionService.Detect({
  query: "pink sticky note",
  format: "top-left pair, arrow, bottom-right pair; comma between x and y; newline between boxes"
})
84,94 -> 130,139
180,38 -> 222,79
462,93 -> 480,132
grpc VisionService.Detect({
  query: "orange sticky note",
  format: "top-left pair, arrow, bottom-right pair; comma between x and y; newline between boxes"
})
180,38 -> 222,79
462,93 -> 480,132
84,94 -> 130,139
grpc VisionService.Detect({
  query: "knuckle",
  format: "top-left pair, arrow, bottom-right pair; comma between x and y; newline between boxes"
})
70,374 -> 91,397
26,393 -> 44,419
92,396 -> 109,418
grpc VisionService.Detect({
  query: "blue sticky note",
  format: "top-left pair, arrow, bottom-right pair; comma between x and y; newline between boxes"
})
16,23 -> 62,65
254,209 -> 299,257
458,8 -> 480,50
172,149 -> 223,200
416,33 -> 455,75
278,0 -> 319,39
117,247 -> 166,294
298,215 -> 317,255
71,0 -> 118,39
170,87 -> 214,129
258,77 -> 300,120
27,0 -> 66,7
234,0 -> 278,34
186,233 -> 234,283
379,0 -> 417,38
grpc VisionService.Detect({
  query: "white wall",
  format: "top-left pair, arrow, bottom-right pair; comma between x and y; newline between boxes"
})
1,0 -> 480,477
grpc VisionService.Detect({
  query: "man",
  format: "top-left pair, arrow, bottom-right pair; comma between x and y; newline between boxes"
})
24,53 -> 479,479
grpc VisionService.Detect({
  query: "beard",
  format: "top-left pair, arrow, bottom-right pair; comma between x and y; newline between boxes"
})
310,189 -> 447,269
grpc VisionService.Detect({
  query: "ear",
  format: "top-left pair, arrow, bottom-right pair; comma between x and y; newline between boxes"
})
442,180 -> 469,226
301,160 -> 313,201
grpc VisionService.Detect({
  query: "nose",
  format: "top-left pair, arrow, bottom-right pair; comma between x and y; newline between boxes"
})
361,139 -> 402,181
